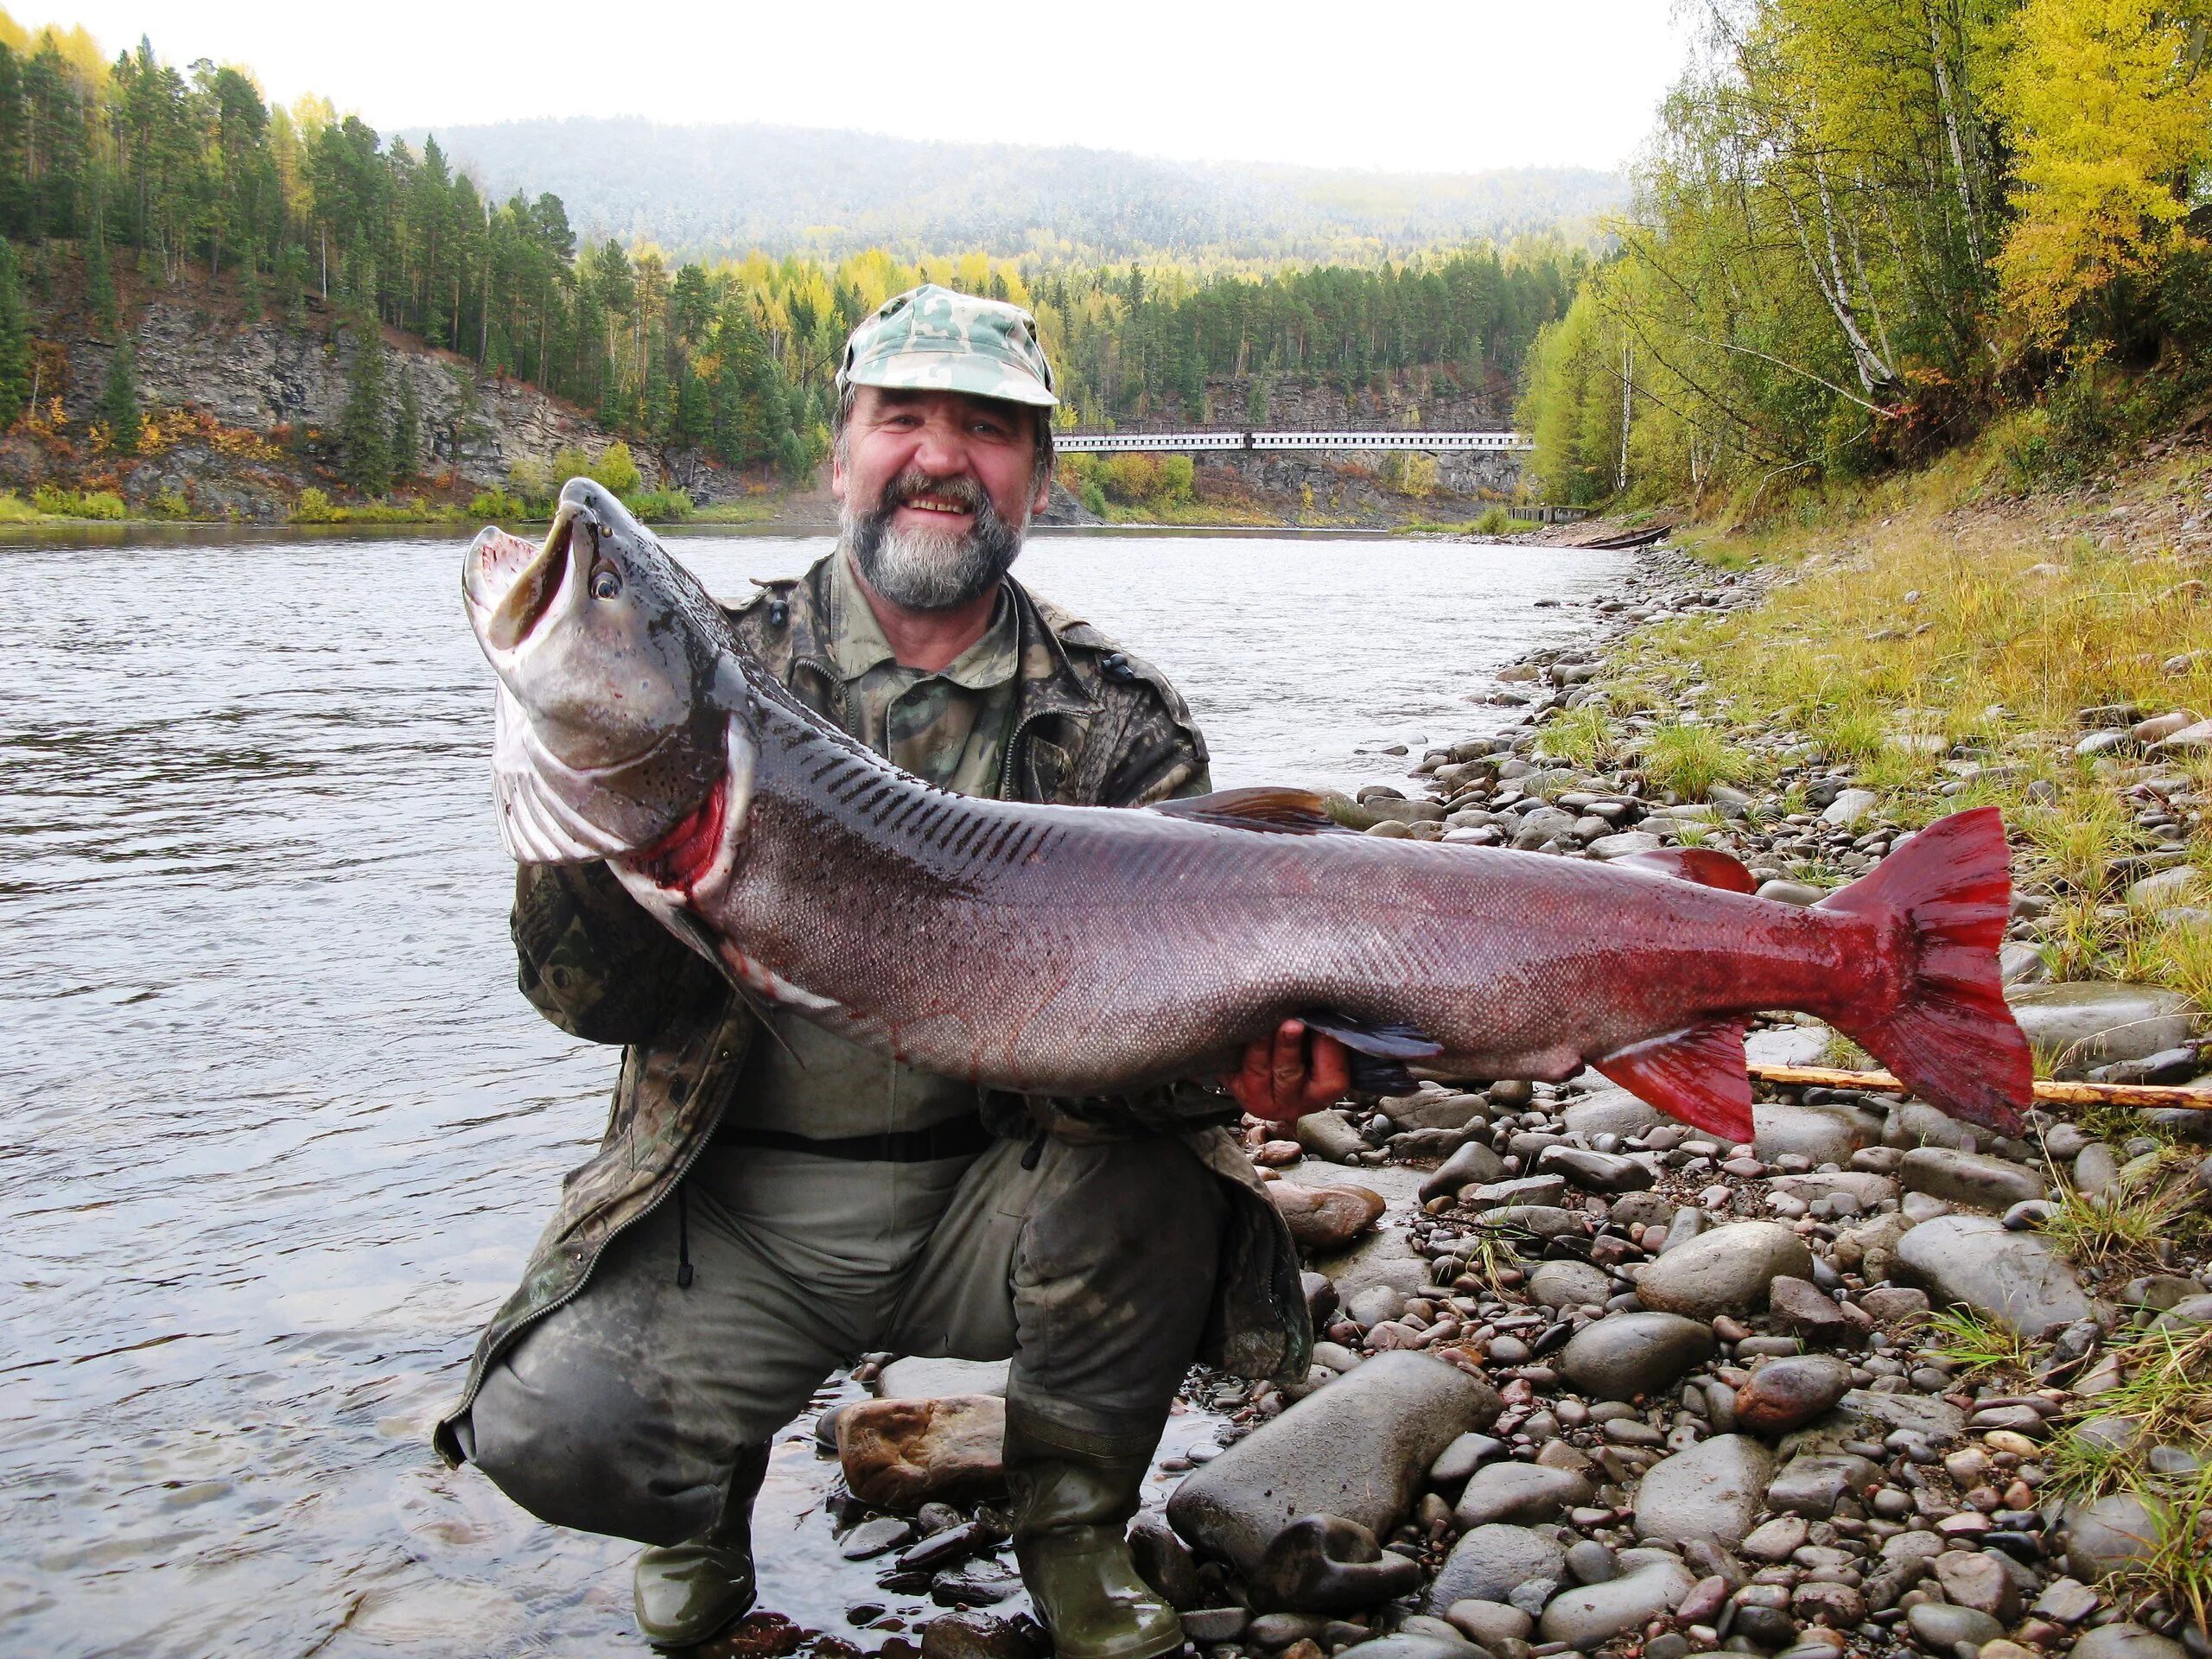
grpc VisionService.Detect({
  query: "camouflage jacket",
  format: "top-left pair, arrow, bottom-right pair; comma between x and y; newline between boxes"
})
433,555 -> 1312,1465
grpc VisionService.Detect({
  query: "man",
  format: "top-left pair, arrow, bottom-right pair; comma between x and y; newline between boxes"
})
435,285 -> 1348,1653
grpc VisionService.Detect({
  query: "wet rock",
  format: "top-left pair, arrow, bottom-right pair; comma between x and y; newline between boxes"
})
1167,1351 -> 1498,1577
839,1394 -> 1006,1509
1539,1147 -> 1656,1192
1330,1637 -> 1472,1659
1296,1110 -> 1369,1163
1934,1549 -> 2020,1622
2007,982 -> 2196,1077
1894,1212 -> 2094,1335
1129,1512 -> 1202,1610
1313,1227 -> 1431,1303
1766,1452 -> 1878,1518
1906,1603 -> 2005,1653
2063,1491 -> 2170,1581
1441,1599 -> 1531,1648
1527,1259 -> 1614,1311
1756,880 -> 1825,906
1418,1141 -> 1507,1203
2031,1577 -> 2102,1625
1756,1099 -> 1879,1165
1590,830 -> 1663,859
1791,1580 -> 1866,1627
1787,1387 -> 1964,1455
1632,1433 -> 1774,1548
1899,1147 -> 2047,1211
1268,1182 -> 1387,1250
1768,1278 -> 1852,1344
919,1611 -> 1041,1659
1179,1608 -> 1250,1643
2074,1141 -> 2123,1198
1734,1356 -> 1853,1435
1768,1171 -> 1897,1209
1634,1221 -> 1814,1318
1452,1461 -> 1592,1528
1739,1515 -> 1809,1562
1381,1090 -> 1489,1132
1538,1549 -> 1697,1649
2072,1626 -> 2191,1659
1427,1431 -> 1504,1485
879,1357 -> 1011,1399
1563,1540 -> 1618,1585
1427,1524 -> 1567,1613
1246,1513 -> 1421,1614
1561,1090 -> 1663,1138
1557,1309 -> 1716,1402
1464,1175 -> 1569,1211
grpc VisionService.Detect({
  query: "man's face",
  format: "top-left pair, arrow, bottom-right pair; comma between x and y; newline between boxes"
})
832,386 -> 1052,613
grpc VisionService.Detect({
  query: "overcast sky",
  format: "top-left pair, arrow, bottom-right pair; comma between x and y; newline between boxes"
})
35,1 -> 1691,175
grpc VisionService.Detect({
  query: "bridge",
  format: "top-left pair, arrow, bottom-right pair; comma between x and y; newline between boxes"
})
1056,429 -> 1531,454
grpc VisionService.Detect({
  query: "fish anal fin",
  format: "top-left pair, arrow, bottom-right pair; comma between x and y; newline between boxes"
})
1595,1019 -> 1753,1142
1612,846 -> 1758,894
1151,786 -> 1360,836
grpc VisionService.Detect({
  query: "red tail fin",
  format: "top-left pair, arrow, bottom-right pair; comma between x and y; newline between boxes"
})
1815,806 -> 2031,1135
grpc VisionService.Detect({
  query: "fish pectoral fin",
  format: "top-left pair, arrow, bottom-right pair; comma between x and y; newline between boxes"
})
1148,786 -> 1361,836
1610,846 -> 1759,893
1299,1010 -> 1446,1096
1594,1019 -> 1753,1143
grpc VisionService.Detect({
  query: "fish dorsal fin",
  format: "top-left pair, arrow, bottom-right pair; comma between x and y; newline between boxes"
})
1611,846 -> 1758,893
1300,1009 -> 1447,1096
1150,786 -> 1358,836
1595,1019 -> 1753,1142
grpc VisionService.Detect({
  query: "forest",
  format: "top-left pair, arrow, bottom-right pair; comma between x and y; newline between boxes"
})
1518,0 -> 2212,507
0,15 -> 1582,503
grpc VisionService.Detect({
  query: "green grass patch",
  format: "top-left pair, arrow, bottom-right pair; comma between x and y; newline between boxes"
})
1922,1306 -> 2037,1377
1638,721 -> 1743,800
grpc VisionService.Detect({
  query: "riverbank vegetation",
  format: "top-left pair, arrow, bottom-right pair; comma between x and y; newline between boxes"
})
1518,0 -> 2212,512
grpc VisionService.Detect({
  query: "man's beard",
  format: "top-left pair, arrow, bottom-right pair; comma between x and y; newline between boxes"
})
842,468 -> 1026,612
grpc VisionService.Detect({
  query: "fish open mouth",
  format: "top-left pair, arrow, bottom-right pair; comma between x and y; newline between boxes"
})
468,510 -> 578,651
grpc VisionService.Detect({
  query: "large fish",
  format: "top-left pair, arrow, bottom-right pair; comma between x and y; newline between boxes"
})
462,480 -> 2033,1142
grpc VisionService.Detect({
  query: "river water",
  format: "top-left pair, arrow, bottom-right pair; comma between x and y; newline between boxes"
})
0,526 -> 1625,1658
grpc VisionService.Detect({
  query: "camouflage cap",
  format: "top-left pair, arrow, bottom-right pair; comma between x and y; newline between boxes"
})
837,283 -> 1058,409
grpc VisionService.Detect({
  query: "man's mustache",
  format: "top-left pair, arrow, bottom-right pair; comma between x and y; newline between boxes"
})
879,470 -> 990,518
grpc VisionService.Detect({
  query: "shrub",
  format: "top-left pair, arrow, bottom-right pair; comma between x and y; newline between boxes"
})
468,488 -> 529,521
291,486 -> 340,524
624,487 -> 694,522
0,490 -> 39,522
1079,480 -> 1107,518
506,456 -> 552,504
31,484 -> 126,518
590,441 -> 643,497
148,487 -> 190,519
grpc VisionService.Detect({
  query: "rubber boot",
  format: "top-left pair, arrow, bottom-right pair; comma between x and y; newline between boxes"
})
632,1442 -> 771,1649
1003,1411 -> 1185,1659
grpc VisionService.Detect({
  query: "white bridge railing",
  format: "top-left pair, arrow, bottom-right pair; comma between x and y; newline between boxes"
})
1056,429 -> 1531,454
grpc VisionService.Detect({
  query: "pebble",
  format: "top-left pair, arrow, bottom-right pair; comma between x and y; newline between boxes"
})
1733,1355 -> 1854,1434
1452,1461 -> 1592,1529
1558,1311 -> 1715,1402
1426,1525 -> 1567,1613
1633,1221 -> 1814,1318
1632,1433 -> 1774,1547
1905,1602 -> 2005,1652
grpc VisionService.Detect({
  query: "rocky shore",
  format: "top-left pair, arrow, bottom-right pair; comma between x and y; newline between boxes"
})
706,537 -> 2210,1659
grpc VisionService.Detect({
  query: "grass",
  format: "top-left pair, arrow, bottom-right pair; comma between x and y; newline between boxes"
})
1921,1306 -> 2037,1377
1615,425 -> 2212,1017
2044,1323 -> 2212,1626
2037,1163 -> 2194,1272
1540,703 -> 1623,771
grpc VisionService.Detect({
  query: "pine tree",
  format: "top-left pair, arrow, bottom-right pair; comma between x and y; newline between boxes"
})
99,339 -> 139,454
391,368 -> 420,480
339,315 -> 392,496
0,238 -> 31,426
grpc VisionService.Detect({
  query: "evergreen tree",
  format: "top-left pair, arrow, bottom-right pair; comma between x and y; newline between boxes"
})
99,338 -> 139,454
391,368 -> 420,480
0,238 -> 31,425
339,315 -> 391,495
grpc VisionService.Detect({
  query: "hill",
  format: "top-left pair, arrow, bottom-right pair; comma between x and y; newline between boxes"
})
407,118 -> 1626,264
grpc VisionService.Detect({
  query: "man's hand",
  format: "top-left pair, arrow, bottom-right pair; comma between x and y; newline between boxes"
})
1226,1019 -> 1351,1124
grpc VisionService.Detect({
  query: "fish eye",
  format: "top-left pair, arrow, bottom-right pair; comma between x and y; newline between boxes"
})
590,566 -> 620,601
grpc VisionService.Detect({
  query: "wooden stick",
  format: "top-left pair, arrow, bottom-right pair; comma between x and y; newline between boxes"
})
1746,1062 -> 2212,1111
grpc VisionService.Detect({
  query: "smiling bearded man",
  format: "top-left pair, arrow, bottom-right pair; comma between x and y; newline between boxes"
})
439,285 -> 1348,1653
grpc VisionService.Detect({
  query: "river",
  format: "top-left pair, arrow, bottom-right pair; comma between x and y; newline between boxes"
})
0,526 -> 1626,1658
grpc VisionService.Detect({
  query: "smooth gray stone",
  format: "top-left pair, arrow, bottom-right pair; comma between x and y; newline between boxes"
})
1381,1090 -> 1489,1132
1782,1387 -> 1966,1458
2072,1625 -> 2190,1659
1441,1599 -> 1532,1648
1338,1638 -> 1478,1659
1540,1147 -> 1656,1192
1427,1431 -> 1504,1485
1899,1146 -> 2047,1211
1427,1524 -> 1567,1614
1527,1258 -> 1614,1311
2063,1491 -> 2171,1581
1313,1227 -> 1432,1303
1765,1452 -> 1878,1519
1755,1099 -> 1879,1165
2007,982 -> 2195,1077
2074,1141 -> 2123,1198
1452,1460 -> 1592,1528
1633,1222 -> 1813,1317
1558,1312 -> 1715,1402
1166,1351 -> 1499,1577
1539,1550 -> 1696,1648
1893,1212 -> 2094,1336
1296,1109 -> 1369,1163
1631,1433 -> 1775,1548
1905,1602 -> 2004,1651
1419,1139 -> 1508,1203
877,1357 -> 1009,1399
1561,1090 -> 1664,1138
